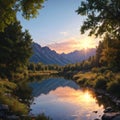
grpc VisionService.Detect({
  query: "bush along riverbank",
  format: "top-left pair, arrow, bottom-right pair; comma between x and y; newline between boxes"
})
73,67 -> 120,120
0,105 -> 52,120
0,78 -> 52,120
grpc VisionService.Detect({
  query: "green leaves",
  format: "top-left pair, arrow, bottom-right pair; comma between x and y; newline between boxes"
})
20,0 -> 44,19
0,0 -> 45,31
0,21 -> 32,80
77,0 -> 120,37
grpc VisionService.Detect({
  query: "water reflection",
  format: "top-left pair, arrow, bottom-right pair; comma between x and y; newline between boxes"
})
29,78 -> 80,97
81,91 -> 95,103
30,78 -> 104,120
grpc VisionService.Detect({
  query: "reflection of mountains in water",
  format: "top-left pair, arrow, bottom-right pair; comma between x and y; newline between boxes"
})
29,78 -> 80,97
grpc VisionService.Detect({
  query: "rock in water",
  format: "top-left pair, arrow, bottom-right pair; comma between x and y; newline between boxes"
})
112,115 -> 120,120
102,112 -> 120,120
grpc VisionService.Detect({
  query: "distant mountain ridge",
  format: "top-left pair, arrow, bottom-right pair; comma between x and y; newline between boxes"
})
29,43 -> 71,65
30,42 -> 96,65
61,48 -> 96,63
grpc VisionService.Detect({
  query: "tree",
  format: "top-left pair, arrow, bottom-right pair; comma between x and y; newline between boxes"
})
100,34 -> 120,68
0,0 -> 45,31
76,0 -> 120,38
0,21 -> 32,79
95,41 -> 104,67
77,0 -> 120,70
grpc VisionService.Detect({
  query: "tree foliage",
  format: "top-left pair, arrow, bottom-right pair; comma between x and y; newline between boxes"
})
0,21 -> 32,79
100,34 -> 120,68
76,0 -> 120,69
28,62 -> 63,72
76,0 -> 120,37
0,0 -> 45,31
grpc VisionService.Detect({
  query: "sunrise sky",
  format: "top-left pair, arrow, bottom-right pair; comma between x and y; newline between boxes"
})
17,0 -> 99,53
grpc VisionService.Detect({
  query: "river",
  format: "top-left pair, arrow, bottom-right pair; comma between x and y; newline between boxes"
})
29,77 -> 110,120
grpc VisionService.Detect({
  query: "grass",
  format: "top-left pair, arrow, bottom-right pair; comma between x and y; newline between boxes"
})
73,68 -> 120,97
28,70 -> 58,76
0,79 -> 28,115
73,71 -> 97,85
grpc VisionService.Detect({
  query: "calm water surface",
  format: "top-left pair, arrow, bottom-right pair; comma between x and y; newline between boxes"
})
29,78 -> 104,120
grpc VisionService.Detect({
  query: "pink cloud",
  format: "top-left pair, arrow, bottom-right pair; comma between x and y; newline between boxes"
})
48,36 -> 98,53
48,39 -> 81,53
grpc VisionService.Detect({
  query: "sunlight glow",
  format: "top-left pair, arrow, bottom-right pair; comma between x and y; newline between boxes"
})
82,40 -> 89,49
32,86 -> 104,120
81,39 -> 93,50
48,35 -> 98,53
83,91 -> 93,102
51,87 -> 96,104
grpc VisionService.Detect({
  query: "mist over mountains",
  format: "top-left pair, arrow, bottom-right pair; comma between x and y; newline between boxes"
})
30,42 -> 96,65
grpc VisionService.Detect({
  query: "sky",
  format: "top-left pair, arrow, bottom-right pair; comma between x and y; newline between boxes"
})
17,0 -> 99,53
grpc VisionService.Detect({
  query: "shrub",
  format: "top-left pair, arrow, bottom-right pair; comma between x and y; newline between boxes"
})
99,67 -> 109,73
105,70 -> 114,81
36,113 -> 52,120
91,67 -> 99,73
107,81 -> 120,97
77,78 -> 87,85
94,75 -> 107,89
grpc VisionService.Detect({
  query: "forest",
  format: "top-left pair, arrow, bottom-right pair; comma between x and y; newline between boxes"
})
0,0 -> 120,120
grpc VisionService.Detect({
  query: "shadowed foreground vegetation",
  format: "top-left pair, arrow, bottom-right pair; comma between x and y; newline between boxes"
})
0,0 -> 120,119
73,68 -> 120,97
0,21 -> 51,119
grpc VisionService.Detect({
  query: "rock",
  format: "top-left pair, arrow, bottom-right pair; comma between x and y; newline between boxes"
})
0,104 -> 9,118
6,115 -> 19,120
98,95 -> 102,98
29,113 -> 35,117
113,115 -> 120,120
116,100 -> 120,106
105,93 -> 109,96
104,107 -> 113,113
0,111 -> 6,118
93,111 -> 98,113
0,104 -> 9,111
102,112 -> 120,120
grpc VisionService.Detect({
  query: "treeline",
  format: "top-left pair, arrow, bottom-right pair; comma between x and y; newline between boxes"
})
63,36 -> 120,73
0,21 -> 51,119
28,62 -> 63,72
0,1 -> 51,119
0,21 -> 33,117
62,36 -> 120,97
71,0 -> 120,73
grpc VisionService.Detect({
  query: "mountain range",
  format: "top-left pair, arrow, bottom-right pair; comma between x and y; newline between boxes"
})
29,42 -> 96,65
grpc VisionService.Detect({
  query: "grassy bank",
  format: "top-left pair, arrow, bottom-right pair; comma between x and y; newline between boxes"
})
28,70 -> 58,76
73,67 -> 120,97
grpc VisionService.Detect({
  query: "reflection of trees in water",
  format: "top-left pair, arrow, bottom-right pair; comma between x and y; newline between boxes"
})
14,79 -> 33,107
79,87 -> 120,111
95,92 -> 120,111
28,75 -> 120,110
29,77 -> 80,97
29,75 -> 60,82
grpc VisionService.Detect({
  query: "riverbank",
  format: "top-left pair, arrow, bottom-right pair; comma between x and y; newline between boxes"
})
73,69 -> 120,97
28,70 -> 58,76
72,68 -> 120,120
0,104 -> 52,120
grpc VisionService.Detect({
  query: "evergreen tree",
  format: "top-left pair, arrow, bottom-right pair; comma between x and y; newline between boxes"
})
0,21 -> 32,80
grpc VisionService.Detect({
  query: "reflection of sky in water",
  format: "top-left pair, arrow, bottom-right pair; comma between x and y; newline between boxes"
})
30,78 -> 104,120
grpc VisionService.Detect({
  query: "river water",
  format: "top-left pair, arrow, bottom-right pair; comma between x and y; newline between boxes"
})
29,77 -> 104,120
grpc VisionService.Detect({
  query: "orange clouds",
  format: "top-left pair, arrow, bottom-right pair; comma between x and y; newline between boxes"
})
48,39 -> 79,53
48,35 -> 98,53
